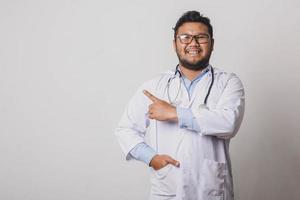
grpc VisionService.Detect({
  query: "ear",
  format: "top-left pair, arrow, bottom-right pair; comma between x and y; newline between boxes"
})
173,39 -> 176,52
211,38 -> 214,51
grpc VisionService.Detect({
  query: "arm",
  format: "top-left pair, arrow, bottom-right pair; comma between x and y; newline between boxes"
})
129,142 -> 156,165
129,143 -> 179,169
115,85 -> 180,169
191,73 -> 245,139
115,86 -> 150,160
176,107 -> 200,132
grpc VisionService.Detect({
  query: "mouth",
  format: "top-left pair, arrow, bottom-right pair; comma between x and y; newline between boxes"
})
185,49 -> 202,56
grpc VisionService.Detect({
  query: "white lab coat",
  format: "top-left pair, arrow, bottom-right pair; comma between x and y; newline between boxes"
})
115,66 -> 245,200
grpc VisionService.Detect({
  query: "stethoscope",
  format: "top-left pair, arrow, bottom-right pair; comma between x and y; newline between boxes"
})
166,64 -> 215,106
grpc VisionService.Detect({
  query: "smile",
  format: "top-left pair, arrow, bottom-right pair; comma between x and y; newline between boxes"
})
185,49 -> 201,56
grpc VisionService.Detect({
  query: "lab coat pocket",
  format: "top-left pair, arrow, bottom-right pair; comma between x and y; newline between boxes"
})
155,164 -> 172,179
199,159 -> 226,200
150,164 -> 177,195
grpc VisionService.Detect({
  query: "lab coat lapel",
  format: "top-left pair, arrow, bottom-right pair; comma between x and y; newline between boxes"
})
187,73 -> 211,108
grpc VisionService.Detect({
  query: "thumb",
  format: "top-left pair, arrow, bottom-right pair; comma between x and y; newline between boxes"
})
166,156 -> 180,167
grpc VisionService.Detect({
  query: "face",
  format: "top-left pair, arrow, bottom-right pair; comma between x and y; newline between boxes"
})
173,22 -> 214,71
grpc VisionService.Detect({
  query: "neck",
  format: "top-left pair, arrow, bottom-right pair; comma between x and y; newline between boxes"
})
179,65 -> 205,81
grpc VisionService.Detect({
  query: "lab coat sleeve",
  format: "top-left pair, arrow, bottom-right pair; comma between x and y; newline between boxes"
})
191,73 -> 245,139
115,84 -> 151,160
176,107 -> 201,132
129,142 -> 156,165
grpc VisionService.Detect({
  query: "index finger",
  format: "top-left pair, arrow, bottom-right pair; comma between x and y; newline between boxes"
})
143,90 -> 159,102
166,156 -> 180,168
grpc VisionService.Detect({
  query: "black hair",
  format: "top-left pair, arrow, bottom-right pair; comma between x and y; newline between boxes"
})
173,11 -> 213,40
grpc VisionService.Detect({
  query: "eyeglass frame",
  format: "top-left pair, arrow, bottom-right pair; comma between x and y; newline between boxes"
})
176,33 -> 211,44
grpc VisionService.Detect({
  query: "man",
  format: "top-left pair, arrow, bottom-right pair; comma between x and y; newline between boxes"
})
115,11 -> 245,200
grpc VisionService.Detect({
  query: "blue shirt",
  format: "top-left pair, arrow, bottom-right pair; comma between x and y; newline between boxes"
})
129,67 -> 209,165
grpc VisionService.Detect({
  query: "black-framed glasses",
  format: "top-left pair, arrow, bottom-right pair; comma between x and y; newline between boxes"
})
177,33 -> 210,44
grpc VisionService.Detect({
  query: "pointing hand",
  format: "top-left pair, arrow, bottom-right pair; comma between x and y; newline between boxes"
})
143,90 -> 178,122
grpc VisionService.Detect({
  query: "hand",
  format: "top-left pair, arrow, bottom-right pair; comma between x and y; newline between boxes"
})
143,90 -> 178,122
149,154 -> 180,170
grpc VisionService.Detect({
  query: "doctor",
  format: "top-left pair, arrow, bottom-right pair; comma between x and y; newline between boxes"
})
115,11 -> 245,200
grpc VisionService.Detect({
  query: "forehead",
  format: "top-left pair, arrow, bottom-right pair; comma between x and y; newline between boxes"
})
177,22 -> 209,35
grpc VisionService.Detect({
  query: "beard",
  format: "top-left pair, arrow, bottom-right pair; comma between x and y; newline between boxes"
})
176,49 -> 212,71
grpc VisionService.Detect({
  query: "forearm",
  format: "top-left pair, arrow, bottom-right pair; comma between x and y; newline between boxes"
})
176,107 -> 201,132
191,75 -> 245,138
129,142 -> 157,165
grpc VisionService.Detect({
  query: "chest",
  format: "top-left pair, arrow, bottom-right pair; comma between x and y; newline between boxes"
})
157,74 -> 226,110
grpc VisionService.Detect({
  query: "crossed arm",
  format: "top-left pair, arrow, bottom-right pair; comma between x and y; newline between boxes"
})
120,75 -> 244,170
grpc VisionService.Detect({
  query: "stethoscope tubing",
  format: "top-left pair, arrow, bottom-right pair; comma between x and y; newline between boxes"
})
167,64 -> 214,105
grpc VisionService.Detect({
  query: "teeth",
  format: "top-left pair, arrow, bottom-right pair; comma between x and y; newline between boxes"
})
187,50 -> 200,54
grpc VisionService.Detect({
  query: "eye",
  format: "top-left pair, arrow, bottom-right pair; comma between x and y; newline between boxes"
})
180,35 -> 191,40
196,34 -> 209,39
178,35 -> 192,43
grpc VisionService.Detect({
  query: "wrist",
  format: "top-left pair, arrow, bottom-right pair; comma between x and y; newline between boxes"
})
169,106 -> 178,122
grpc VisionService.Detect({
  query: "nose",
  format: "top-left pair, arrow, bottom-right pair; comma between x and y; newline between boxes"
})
189,36 -> 200,46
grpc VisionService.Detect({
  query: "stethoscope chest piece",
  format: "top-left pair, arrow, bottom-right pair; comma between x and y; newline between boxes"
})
198,104 -> 208,110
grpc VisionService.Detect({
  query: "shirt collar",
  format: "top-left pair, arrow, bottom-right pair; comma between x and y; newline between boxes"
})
178,65 -> 211,85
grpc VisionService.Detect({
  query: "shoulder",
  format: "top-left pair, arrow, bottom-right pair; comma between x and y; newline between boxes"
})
212,67 -> 243,87
212,67 -> 240,79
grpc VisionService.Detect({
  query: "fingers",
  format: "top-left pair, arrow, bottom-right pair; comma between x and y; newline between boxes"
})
148,113 -> 154,119
150,155 -> 180,170
143,90 -> 159,102
165,156 -> 180,167
147,104 -> 154,119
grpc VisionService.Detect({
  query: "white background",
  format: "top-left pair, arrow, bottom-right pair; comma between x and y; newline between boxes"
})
1,0 -> 300,199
